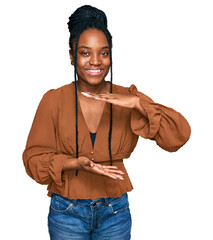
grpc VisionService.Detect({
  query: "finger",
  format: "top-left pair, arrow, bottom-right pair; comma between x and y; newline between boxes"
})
83,92 -> 116,99
88,163 -> 123,175
81,92 -> 100,98
104,169 -> 125,174
100,165 -> 124,173
82,94 -> 104,101
99,166 -> 123,173
90,166 -> 124,180
96,164 -> 117,169
107,172 -> 124,180
104,173 -> 117,180
80,92 -> 102,100
81,93 -> 120,106
89,166 -> 117,179
96,95 -> 117,100
101,171 -> 120,180
81,92 -> 92,97
96,94 -> 116,99
101,165 -> 118,169
99,167 -> 124,179
91,164 -> 120,176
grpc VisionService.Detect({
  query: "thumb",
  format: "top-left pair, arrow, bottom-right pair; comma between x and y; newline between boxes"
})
90,161 -> 94,168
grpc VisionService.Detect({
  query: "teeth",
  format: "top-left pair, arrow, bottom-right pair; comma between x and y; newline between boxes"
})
87,69 -> 102,72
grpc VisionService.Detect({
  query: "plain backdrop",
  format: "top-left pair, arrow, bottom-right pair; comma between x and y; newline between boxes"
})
0,0 -> 213,239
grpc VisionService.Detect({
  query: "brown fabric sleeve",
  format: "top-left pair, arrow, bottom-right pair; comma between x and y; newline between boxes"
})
22,89 -> 69,186
129,84 -> 191,152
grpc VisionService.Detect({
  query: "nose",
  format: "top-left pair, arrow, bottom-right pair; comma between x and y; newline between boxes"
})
89,53 -> 101,66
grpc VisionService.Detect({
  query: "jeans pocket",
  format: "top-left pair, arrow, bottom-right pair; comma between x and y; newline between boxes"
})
50,193 -> 74,213
108,193 -> 129,215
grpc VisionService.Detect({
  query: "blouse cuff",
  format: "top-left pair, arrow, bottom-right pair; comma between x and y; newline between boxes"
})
48,154 -> 69,187
129,84 -> 161,139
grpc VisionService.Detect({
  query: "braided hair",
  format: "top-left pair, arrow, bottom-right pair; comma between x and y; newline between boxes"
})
67,5 -> 113,176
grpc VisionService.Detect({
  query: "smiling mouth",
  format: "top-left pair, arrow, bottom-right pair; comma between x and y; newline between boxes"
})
85,69 -> 104,75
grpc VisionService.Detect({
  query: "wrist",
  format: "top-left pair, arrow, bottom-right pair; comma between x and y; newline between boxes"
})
133,96 -> 140,109
62,157 -> 79,171
72,158 -> 80,169
133,96 -> 148,118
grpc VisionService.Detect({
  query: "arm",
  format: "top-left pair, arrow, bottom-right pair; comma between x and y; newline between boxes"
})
134,95 -> 148,118
22,89 -> 70,187
78,85 -> 191,153
22,91 -> 125,184
129,84 -> 191,152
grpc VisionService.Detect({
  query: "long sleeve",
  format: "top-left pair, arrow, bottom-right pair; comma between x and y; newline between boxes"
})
22,89 -> 69,187
129,84 -> 191,152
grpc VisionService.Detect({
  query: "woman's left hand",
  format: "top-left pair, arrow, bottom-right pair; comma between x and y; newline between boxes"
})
81,92 -> 138,109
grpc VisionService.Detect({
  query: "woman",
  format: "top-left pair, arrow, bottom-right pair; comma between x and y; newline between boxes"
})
22,5 -> 191,240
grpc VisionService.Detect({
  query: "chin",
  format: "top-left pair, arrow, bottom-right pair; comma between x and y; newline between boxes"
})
85,78 -> 105,85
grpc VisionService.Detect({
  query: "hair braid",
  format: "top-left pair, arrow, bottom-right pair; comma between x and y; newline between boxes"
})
74,31 -> 81,176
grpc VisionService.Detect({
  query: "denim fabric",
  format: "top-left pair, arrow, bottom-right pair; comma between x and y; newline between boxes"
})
48,192 -> 132,239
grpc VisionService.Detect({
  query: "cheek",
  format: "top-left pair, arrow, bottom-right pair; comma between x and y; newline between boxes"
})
103,62 -> 111,76
77,54 -> 89,68
103,58 -> 111,69
77,57 -> 88,68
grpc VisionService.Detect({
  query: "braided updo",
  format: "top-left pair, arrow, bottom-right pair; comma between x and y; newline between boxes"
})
67,5 -> 113,176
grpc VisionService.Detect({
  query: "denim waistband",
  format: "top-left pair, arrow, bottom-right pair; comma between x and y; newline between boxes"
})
52,192 -> 128,208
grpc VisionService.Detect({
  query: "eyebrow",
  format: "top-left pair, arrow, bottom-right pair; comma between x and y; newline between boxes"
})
78,46 -> 109,49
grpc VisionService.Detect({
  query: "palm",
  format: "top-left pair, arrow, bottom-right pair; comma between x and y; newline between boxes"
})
92,163 -> 119,178
78,157 -> 124,180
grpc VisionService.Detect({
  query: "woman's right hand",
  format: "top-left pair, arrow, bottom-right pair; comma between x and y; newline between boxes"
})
77,156 -> 124,180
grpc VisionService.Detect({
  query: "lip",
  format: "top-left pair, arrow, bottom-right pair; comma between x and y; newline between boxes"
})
85,69 -> 104,76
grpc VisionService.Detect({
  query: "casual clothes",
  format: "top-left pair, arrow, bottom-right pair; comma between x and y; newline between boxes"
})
22,81 -> 191,199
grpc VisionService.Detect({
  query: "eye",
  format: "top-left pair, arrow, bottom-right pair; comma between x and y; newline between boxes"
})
101,52 -> 109,56
80,51 -> 90,56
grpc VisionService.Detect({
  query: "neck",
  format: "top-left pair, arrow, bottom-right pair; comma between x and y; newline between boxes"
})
76,80 -> 108,94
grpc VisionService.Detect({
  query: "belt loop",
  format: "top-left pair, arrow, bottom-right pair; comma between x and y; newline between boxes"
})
73,199 -> 77,206
105,197 -> 109,206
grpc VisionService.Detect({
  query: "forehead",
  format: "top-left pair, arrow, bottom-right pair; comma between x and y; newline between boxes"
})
78,28 -> 109,47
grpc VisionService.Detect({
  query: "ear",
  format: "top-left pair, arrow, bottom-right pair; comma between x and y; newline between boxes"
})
69,49 -> 74,64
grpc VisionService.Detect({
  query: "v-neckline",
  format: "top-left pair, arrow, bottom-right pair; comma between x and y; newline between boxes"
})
78,97 -> 107,135
73,81 -> 110,134
70,81 -> 111,151
70,81 -> 111,150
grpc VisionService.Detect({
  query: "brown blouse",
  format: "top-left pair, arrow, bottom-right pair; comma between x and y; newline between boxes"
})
22,81 -> 191,199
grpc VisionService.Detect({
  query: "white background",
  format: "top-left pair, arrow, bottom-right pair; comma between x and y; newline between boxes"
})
0,0 -> 212,239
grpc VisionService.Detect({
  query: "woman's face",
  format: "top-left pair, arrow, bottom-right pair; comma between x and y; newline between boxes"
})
70,28 -> 111,86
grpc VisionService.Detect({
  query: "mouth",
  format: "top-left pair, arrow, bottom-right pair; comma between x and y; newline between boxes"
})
85,69 -> 104,76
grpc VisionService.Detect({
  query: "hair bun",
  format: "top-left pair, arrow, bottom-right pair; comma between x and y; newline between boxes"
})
68,5 -> 108,33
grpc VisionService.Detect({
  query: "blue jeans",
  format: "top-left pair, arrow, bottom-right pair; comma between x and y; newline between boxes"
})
48,192 -> 132,239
